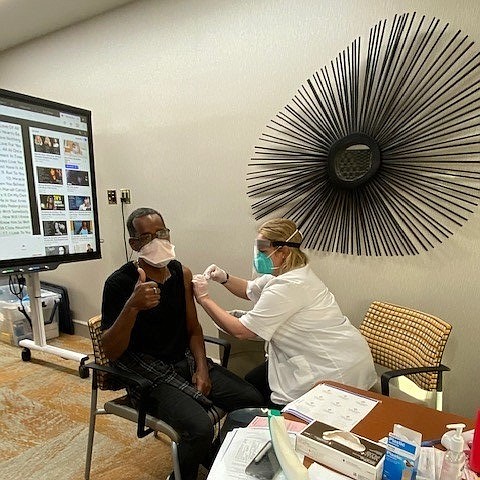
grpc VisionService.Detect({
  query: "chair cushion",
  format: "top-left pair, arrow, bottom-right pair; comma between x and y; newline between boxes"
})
371,365 -> 436,408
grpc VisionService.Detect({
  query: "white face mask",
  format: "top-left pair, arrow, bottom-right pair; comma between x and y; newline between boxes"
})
138,238 -> 175,268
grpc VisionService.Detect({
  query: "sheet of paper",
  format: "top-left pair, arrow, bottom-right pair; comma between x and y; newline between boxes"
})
207,427 -> 298,480
247,415 -> 306,433
307,462 -> 351,479
282,383 -> 379,431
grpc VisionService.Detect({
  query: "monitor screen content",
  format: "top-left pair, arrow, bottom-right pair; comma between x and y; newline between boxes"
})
0,89 -> 101,273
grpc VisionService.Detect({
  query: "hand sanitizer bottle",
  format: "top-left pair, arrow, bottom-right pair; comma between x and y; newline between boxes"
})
439,423 -> 466,480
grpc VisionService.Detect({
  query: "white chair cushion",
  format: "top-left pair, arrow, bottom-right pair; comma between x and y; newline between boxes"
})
371,364 -> 436,409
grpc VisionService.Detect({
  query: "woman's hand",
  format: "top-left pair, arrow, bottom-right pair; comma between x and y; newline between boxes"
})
192,274 -> 209,302
203,264 -> 227,283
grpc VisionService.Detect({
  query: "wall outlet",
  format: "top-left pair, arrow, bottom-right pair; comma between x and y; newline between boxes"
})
107,189 -> 117,204
120,189 -> 131,204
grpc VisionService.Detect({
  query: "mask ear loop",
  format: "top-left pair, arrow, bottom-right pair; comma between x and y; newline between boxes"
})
285,229 -> 300,243
268,247 -> 282,270
128,238 -> 139,263
129,237 -> 142,264
275,245 -> 288,273
271,229 -> 301,272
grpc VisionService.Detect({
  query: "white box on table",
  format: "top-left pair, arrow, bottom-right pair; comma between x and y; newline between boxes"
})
296,420 -> 386,480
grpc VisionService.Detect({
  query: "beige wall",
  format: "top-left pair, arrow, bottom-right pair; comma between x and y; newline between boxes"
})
1,0 -> 479,417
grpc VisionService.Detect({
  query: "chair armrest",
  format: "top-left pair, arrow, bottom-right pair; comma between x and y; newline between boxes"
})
85,361 -> 153,390
381,364 -> 450,396
85,361 -> 154,438
204,335 -> 231,368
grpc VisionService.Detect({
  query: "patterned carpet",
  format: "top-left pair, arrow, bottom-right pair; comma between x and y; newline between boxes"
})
0,334 -> 190,480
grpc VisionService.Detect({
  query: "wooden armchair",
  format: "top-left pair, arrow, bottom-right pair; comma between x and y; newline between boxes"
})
359,301 -> 451,410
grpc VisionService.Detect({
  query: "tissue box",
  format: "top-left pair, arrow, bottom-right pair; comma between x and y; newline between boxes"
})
296,421 -> 386,480
382,426 -> 421,480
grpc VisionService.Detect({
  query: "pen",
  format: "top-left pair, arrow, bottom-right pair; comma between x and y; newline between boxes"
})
421,439 -> 441,447
254,440 -> 272,463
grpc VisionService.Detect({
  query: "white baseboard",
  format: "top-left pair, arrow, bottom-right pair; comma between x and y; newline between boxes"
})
73,319 -> 89,338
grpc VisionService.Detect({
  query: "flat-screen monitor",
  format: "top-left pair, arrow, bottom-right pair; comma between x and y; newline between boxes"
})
0,89 -> 101,274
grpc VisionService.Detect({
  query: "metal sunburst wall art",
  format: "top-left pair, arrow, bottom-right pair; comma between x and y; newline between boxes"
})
247,12 -> 480,256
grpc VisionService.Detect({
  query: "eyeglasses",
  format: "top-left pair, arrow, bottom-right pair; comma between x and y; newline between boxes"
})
132,228 -> 170,246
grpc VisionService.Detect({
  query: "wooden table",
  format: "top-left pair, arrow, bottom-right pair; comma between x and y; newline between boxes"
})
217,383 -> 476,478
317,381 -> 475,443
325,382 -> 475,441
284,381 -> 475,471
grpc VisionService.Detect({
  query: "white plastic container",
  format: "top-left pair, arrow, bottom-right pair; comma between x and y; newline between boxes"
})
0,285 -> 60,345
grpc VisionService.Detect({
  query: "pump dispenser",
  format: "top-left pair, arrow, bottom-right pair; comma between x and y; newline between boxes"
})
439,423 -> 466,480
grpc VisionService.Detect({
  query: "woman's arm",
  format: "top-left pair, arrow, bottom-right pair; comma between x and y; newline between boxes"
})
220,274 -> 249,300
196,293 -> 257,340
203,264 -> 249,300
193,269 -> 260,340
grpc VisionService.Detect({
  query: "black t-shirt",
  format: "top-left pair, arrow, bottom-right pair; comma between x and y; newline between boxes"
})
101,260 -> 188,363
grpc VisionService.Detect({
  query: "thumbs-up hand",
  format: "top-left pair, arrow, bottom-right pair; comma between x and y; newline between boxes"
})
127,267 -> 160,310
136,266 -> 147,284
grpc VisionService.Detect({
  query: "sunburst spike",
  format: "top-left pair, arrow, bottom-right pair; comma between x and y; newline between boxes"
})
248,13 -> 480,255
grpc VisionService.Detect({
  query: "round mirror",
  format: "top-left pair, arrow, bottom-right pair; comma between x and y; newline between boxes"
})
328,133 -> 381,189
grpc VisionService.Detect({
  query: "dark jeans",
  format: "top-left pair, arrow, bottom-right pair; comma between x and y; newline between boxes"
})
147,359 -> 263,480
245,361 -> 286,411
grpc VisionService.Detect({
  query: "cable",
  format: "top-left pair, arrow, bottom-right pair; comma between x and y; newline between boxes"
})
121,199 -> 128,262
9,274 -> 25,299
9,274 -> 32,328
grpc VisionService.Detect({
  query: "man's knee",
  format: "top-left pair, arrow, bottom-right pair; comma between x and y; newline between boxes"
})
239,384 -> 264,406
209,365 -> 265,409
181,411 -> 214,444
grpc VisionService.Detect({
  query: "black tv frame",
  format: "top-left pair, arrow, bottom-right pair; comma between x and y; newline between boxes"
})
0,88 -> 101,274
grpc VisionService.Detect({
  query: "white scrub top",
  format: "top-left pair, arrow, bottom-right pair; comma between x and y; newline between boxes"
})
239,265 -> 376,405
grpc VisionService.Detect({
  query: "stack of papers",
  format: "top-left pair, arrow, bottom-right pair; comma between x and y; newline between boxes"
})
207,427 -> 287,480
207,384 -> 380,480
207,426 -> 351,479
282,383 -> 379,431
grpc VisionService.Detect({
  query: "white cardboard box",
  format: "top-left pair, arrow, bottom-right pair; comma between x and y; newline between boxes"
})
296,421 -> 386,480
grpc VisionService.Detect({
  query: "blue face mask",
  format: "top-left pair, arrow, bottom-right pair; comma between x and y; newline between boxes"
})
253,250 -> 276,275
253,229 -> 302,275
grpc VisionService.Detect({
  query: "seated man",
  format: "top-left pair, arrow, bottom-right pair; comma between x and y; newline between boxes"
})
101,207 -> 263,480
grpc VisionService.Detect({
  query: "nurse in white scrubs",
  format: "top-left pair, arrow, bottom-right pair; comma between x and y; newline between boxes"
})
192,218 -> 376,409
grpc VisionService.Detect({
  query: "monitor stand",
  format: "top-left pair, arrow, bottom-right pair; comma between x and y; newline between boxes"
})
18,272 -> 89,378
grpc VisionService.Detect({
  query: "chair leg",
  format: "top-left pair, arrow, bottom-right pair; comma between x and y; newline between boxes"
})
172,441 -> 181,480
436,391 -> 443,411
436,370 -> 445,411
85,387 -> 99,480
